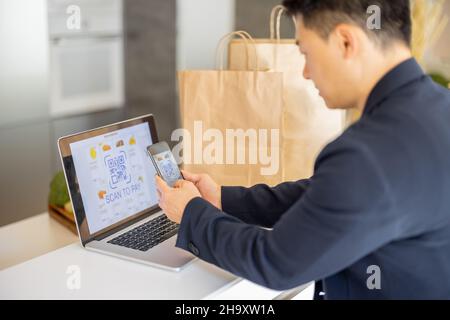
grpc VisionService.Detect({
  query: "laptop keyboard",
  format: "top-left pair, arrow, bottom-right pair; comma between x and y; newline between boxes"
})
107,214 -> 179,252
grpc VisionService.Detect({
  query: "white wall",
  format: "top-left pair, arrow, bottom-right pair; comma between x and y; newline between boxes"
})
0,0 -> 49,127
176,0 -> 235,70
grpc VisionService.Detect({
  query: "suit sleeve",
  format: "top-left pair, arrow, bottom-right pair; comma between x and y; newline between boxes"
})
221,180 -> 310,227
176,140 -> 400,290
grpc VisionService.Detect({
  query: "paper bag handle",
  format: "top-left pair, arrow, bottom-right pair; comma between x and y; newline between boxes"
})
270,5 -> 285,41
216,30 -> 259,71
270,5 -> 297,41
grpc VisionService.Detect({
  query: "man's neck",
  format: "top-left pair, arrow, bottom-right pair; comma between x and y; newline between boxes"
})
355,45 -> 413,112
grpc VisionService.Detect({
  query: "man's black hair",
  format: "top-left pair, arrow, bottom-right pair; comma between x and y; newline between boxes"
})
282,0 -> 411,47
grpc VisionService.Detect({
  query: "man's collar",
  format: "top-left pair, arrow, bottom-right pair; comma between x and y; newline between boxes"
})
363,58 -> 425,116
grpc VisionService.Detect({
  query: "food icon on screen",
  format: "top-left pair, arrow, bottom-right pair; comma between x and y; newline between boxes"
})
129,136 -> 136,145
102,144 -> 112,152
116,140 -> 124,148
98,190 -> 107,200
90,147 -> 97,160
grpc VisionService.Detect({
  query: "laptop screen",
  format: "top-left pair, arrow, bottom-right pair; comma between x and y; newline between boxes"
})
69,122 -> 159,234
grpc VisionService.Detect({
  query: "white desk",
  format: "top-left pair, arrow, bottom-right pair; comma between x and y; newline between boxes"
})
0,213 -> 313,300
0,212 -> 78,270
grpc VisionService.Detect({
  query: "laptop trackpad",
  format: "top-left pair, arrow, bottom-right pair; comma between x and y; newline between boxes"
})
87,235 -> 196,270
146,236 -> 196,266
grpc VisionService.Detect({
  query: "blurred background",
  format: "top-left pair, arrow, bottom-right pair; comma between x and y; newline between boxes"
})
0,0 -> 448,226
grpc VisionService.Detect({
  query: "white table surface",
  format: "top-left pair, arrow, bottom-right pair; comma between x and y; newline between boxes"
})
0,212 -> 78,270
0,213 -> 313,300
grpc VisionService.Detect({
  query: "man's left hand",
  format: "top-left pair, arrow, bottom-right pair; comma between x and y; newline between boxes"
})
155,175 -> 201,224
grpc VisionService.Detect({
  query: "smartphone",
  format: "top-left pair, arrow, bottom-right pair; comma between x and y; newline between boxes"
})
147,141 -> 183,187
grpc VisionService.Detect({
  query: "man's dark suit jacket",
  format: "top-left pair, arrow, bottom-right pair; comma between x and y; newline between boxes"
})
176,58 -> 450,299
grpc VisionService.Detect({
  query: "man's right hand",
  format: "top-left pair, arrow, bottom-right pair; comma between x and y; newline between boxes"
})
181,170 -> 222,209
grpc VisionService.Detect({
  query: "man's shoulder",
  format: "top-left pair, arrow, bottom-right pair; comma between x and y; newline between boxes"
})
316,122 -> 374,161
316,75 -> 450,167
314,125 -> 380,177
314,109 -> 412,177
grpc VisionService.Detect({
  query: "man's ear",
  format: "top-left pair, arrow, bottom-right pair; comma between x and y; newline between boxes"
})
332,24 -> 359,59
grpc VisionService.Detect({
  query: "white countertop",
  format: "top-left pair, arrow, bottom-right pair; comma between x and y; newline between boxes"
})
0,213 -> 313,300
0,212 -> 78,270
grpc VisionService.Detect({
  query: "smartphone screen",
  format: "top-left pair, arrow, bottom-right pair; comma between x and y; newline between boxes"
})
148,144 -> 183,187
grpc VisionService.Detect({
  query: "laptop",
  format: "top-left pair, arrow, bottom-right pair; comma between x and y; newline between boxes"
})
58,114 -> 196,271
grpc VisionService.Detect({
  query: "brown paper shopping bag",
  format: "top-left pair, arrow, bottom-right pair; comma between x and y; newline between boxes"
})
229,6 -> 344,180
178,31 -> 284,187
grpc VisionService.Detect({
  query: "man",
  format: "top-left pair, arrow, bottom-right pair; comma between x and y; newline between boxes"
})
156,0 -> 450,299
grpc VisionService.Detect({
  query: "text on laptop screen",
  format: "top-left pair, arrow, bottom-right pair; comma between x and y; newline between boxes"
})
70,123 -> 158,234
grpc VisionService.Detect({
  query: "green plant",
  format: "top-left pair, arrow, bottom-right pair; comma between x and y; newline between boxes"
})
429,73 -> 450,88
48,171 -> 70,207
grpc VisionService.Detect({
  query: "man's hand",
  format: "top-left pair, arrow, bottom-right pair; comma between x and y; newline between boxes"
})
155,175 -> 201,224
181,170 -> 222,209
